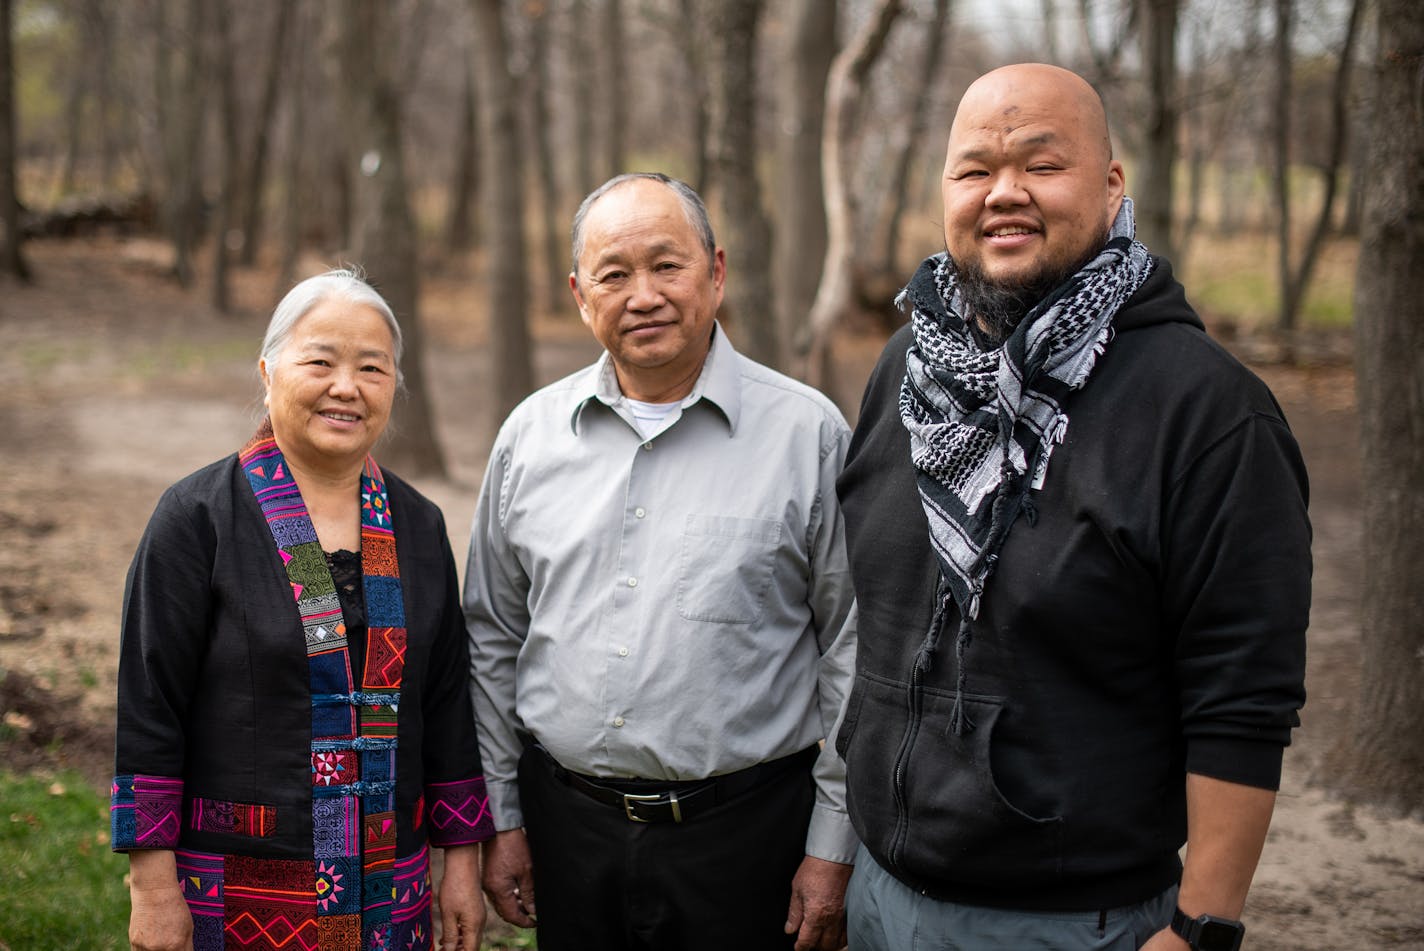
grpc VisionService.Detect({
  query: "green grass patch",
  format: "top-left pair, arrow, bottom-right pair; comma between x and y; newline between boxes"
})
0,771 -> 129,950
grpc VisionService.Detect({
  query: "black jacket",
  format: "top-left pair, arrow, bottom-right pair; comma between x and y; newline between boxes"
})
835,259 -> 1311,910
113,455 -> 484,860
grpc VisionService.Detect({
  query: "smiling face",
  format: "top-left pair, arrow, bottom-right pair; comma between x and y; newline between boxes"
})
569,178 -> 725,403
259,298 -> 397,474
941,64 -> 1125,310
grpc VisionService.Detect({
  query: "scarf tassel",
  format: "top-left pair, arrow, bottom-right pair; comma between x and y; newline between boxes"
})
948,615 -> 976,736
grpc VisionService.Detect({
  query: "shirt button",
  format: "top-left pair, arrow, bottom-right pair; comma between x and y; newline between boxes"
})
627,576 -> 638,587
612,716 -> 625,728
634,507 -> 646,518
642,442 -> 653,451
618,646 -> 629,657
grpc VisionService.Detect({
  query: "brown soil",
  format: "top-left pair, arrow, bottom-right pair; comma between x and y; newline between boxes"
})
1,237 -> 1420,949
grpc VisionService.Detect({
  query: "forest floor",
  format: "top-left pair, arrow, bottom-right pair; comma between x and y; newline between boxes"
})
1,235 -> 1421,949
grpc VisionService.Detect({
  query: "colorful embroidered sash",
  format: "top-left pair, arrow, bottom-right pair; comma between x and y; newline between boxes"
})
240,431 -> 406,950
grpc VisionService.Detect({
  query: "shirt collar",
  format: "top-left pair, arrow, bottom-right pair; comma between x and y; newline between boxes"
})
569,321 -> 741,435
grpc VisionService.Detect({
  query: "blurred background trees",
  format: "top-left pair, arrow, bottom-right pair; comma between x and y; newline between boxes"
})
0,0 -> 1415,816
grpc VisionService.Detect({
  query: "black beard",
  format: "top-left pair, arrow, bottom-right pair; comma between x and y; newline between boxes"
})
951,235 -> 1108,347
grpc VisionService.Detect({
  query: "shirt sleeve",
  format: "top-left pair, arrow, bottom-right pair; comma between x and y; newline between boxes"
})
1163,411 -> 1311,790
463,443 -> 534,831
804,418 -> 861,864
420,514 -> 496,846
111,484 -> 213,851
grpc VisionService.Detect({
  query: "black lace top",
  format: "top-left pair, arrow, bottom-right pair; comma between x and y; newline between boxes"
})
325,548 -> 367,680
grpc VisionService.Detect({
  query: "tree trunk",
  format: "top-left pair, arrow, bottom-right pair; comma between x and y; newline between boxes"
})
879,0 -> 952,276
158,0 -> 208,289
570,0 -> 596,196
0,0 -> 27,281
1275,0 -> 1364,340
276,2 -> 308,292
210,0 -> 239,314
1135,0 -> 1178,263
675,0 -> 712,194
803,0 -> 904,390
1325,0 -> 1424,814
238,0 -> 293,267
1271,0 -> 1294,345
471,0 -> 535,422
774,0 -> 836,363
774,0 -> 836,365
602,0 -> 627,179
445,59 -> 479,252
528,2 -> 567,314
711,0 -> 777,368
340,0 -> 446,477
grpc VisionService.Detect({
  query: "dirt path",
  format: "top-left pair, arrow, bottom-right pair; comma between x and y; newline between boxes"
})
1,237 -> 1420,949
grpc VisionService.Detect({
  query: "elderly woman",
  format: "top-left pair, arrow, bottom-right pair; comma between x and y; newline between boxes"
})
111,270 -> 494,951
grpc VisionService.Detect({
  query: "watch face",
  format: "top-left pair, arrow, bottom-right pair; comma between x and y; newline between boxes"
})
1197,918 -> 1245,951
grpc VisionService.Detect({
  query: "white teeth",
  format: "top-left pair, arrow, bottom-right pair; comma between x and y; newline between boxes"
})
988,227 -> 1033,237
324,412 -> 359,422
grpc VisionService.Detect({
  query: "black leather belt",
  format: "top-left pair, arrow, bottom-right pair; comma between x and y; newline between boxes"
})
534,743 -> 818,824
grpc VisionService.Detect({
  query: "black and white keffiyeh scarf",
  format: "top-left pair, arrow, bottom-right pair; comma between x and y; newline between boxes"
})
898,197 -> 1154,731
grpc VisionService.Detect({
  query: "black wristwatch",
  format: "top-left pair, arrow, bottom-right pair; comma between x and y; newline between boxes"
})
1170,906 -> 1246,951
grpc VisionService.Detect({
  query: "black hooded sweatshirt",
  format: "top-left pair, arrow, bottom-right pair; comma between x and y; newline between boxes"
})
835,257 -> 1311,911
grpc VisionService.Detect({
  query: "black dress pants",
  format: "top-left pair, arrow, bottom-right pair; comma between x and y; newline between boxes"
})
517,745 -> 815,951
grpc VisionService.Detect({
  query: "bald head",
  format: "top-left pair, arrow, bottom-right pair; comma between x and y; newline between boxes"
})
952,63 -> 1114,166
939,63 -> 1126,341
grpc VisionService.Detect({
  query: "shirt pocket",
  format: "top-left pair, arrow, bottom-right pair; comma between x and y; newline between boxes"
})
676,514 -> 782,625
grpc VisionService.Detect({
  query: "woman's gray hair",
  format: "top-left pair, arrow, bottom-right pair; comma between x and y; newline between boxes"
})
260,268 -> 404,385
570,173 -> 716,280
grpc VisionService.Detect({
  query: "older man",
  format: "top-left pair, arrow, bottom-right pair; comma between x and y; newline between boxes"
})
464,173 -> 857,951
835,64 -> 1310,950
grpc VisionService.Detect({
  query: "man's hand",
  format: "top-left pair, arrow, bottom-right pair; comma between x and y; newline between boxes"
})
481,828 -> 537,927
128,850 -> 193,951
437,844 -> 486,950
784,855 -> 853,951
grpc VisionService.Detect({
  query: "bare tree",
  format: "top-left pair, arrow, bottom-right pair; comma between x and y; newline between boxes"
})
602,0 -> 628,178
156,0 -> 209,288
445,57 -> 480,253
1272,0 -> 1364,344
1135,0 -> 1178,262
528,0 -> 568,314
802,0 -> 905,389
276,2 -> 309,292
879,0 -> 952,277
0,0 -> 27,282
210,0 -> 239,313
340,0 -> 446,476
711,0 -> 778,368
471,0 -> 536,421
773,0 -> 836,364
1325,0 -> 1424,814
570,0 -> 596,196
237,0 -> 293,266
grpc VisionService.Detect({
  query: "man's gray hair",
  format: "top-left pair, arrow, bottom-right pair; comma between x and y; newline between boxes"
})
570,173 -> 716,279
260,268 -> 405,386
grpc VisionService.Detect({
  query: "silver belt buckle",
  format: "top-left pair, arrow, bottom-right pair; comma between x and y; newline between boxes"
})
623,789 -> 681,823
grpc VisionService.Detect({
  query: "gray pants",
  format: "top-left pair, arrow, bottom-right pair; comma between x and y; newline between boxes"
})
846,845 -> 1177,950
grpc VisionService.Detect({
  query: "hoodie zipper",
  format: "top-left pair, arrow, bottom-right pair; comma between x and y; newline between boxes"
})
888,652 -> 926,876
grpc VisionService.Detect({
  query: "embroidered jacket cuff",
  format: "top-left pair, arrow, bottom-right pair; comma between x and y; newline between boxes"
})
805,803 -> 859,865
110,774 -> 184,851
424,776 -> 497,847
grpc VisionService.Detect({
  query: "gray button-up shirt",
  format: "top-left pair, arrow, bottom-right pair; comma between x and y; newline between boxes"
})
464,325 -> 858,863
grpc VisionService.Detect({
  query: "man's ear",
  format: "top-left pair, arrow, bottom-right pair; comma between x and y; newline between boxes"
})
1106,159 -> 1126,220
569,272 -> 592,327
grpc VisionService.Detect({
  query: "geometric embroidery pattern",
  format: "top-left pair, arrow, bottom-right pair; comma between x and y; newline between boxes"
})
224,855 -> 319,951
110,773 -> 183,850
424,778 -> 495,847
241,434 -> 408,948
190,798 -> 277,838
